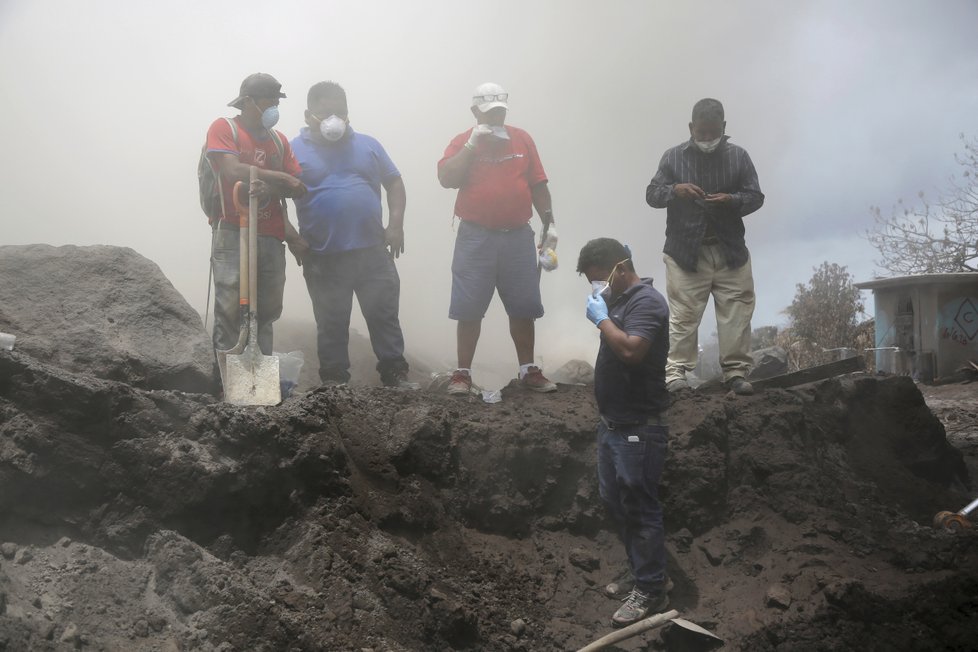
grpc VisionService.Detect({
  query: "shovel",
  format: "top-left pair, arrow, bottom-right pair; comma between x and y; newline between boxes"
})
222,166 -> 281,406
215,173 -> 251,390
576,609 -> 722,652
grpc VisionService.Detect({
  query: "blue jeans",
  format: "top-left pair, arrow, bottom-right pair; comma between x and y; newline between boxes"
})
211,227 -> 286,356
597,419 -> 669,594
302,245 -> 407,383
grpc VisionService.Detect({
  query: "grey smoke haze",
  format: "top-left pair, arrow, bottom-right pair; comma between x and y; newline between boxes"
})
2,0 -> 977,383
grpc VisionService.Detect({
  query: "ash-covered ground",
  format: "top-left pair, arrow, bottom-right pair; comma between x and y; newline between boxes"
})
2,347 -> 976,651
1,244 -> 976,651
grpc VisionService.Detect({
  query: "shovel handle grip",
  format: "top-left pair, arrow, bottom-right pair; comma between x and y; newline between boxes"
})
231,181 -> 249,228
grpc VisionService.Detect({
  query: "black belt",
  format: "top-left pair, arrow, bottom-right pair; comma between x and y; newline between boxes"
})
600,413 -> 667,430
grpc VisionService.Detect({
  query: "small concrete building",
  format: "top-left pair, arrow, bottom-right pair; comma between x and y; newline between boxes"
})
855,273 -> 978,381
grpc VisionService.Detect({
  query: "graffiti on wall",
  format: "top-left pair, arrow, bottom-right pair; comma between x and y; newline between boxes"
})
939,297 -> 978,347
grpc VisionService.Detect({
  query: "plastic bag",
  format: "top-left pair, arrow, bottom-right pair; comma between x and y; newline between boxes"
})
274,350 -> 305,398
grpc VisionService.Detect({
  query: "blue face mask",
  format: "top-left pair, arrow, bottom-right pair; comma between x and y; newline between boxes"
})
251,98 -> 280,129
260,105 -> 280,129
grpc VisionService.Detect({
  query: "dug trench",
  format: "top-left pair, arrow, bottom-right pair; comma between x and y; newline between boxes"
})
1,349 -> 976,651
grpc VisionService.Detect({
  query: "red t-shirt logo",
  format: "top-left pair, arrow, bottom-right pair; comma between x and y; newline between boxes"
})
254,149 -> 266,166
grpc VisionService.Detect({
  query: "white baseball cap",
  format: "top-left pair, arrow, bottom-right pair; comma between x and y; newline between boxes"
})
471,82 -> 509,112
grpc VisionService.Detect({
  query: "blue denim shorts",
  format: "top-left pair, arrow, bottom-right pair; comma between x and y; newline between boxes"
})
449,220 -> 544,321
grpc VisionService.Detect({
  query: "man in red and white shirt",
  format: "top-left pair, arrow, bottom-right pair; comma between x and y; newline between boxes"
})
205,72 -> 308,357
438,82 -> 558,394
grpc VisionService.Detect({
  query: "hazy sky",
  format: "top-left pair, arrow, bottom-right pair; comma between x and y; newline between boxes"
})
2,0 -> 977,381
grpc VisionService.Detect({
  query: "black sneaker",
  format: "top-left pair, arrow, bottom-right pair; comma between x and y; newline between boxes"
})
611,588 -> 669,628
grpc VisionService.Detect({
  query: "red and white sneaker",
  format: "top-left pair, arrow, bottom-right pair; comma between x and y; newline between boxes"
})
447,369 -> 473,395
520,366 -> 557,393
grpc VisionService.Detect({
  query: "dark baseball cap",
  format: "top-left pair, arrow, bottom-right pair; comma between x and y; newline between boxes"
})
227,73 -> 287,109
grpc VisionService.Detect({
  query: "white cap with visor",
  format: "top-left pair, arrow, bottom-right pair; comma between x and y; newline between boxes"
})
472,82 -> 509,112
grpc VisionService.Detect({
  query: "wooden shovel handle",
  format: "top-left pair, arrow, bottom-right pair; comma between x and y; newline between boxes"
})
231,180 -> 249,228
232,180 -> 249,308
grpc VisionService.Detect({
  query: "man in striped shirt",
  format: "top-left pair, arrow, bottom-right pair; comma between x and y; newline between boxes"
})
646,98 -> 764,395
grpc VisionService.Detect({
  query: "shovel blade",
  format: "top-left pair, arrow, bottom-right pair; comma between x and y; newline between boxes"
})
670,617 -> 722,640
224,346 -> 281,406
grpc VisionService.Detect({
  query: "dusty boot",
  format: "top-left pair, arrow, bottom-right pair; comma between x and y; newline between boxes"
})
727,376 -> 754,396
667,378 -> 690,392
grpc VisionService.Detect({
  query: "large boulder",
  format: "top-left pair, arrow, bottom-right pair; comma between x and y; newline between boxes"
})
550,359 -> 595,385
749,345 -> 789,380
0,244 -> 216,393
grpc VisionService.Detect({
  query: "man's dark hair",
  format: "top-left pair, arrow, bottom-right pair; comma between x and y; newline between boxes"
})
307,81 -> 348,114
576,238 -> 634,274
692,98 -> 724,123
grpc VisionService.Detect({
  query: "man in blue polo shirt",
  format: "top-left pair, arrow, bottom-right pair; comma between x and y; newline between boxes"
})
292,81 -> 410,387
577,237 -> 671,627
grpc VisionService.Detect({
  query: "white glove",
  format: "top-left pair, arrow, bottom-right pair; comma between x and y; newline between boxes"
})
540,225 -> 558,251
467,124 -> 492,149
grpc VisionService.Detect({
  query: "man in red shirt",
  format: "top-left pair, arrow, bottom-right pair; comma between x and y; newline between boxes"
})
205,73 -> 308,357
438,82 -> 558,394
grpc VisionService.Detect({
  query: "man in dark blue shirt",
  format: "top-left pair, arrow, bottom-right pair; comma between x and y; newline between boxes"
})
646,98 -> 764,395
292,81 -> 410,387
577,237 -> 670,627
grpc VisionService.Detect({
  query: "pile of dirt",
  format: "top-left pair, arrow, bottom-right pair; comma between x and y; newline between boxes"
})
2,339 -> 977,650
2,245 -> 977,650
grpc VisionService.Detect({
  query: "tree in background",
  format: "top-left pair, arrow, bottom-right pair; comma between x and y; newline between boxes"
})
867,134 -> 978,275
784,262 -> 865,352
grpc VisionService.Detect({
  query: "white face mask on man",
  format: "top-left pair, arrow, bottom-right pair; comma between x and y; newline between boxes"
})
695,137 -> 722,154
315,114 -> 347,141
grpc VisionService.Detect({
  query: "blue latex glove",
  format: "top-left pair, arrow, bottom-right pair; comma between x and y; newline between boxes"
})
586,294 -> 609,327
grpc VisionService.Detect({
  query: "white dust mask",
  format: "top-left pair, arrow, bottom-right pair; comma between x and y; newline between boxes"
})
695,137 -> 721,154
320,115 -> 347,141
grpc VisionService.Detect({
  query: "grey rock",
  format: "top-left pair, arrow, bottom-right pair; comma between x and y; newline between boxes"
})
765,584 -> 792,609
13,548 -> 32,564
0,543 -> 16,559
510,618 -> 526,637
133,619 -> 150,638
0,244 -> 216,393
673,528 -> 694,553
749,346 -> 788,380
567,547 -> 600,572
59,622 -> 79,644
550,359 -> 594,385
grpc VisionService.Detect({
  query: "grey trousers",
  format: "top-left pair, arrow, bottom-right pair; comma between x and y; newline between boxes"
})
211,227 -> 286,356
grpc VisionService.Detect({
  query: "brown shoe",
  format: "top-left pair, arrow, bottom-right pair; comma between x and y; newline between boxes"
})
520,366 -> 557,393
447,370 -> 473,395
